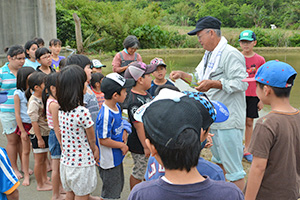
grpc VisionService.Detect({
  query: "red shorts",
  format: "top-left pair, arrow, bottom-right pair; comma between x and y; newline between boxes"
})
15,123 -> 32,136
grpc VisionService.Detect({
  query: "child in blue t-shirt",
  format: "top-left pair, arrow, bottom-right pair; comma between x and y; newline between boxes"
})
147,58 -> 174,96
96,73 -> 135,200
49,39 -> 65,71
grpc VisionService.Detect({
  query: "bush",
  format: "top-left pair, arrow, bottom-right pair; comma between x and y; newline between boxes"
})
289,33 -> 300,47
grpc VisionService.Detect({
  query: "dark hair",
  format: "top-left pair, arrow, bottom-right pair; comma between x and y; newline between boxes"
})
90,73 -> 104,88
146,128 -> 201,172
123,35 -> 139,49
35,47 -> 51,60
49,39 -> 62,47
257,74 -> 296,98
4,45 -> 24,57
154,85 -> 180,96
25,72 -> 46,100
16,67 -> 35,91
104,87 -> 123,100
59,58 -> 67,70
33,37 -> 45,46
66,54 -> 92,69
42,73 -> 59,116
57,65 -> 87,112
24,40 -> 39,58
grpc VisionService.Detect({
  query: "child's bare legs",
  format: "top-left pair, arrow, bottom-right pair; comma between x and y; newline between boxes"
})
65,191 -> 75,200
21,135 -> 31,186
6,133 -> 23,179
65,192 -> 90,200
88,195 -> 100,200
34,152 -> 52,191
51,159 -> 65,200
244,117 -> 254,153
47,153 -> 52,172
130,175 -> 142,190
216,163 -> 245,190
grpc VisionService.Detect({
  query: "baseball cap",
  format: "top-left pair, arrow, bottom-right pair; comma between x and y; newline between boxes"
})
254,60 -> 297,88
0,91 -> 8,104
239,30 -> 256,41
101,73 -> 135,97
188,16 -> 221,36
150,58 -> 167,68
92,59 -> 106,68
124,61 -> 157,81
134,88 -> 229,149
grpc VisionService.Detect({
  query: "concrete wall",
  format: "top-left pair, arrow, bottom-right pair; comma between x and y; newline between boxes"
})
0,0 -> 56,56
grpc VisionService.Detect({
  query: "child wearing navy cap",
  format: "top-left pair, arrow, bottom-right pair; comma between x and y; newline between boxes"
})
245,60 -> 300,200
129,88 -> 244,200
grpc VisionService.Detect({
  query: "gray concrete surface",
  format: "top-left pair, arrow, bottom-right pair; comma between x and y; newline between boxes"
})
0,131 -> 133,200
0,0 -> 57,54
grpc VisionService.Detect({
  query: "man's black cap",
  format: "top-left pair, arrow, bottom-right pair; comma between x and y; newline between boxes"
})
188,16 -> 221,36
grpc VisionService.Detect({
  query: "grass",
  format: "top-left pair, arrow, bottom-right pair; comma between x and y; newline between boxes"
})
162,25 -> 299,47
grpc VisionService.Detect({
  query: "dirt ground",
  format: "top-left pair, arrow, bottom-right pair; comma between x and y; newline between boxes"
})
0,130 -> 254,200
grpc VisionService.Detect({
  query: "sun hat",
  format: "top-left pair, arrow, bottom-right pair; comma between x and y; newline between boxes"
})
101,73 -> 135,97
124,61 -> 157,81
134,88 -> 229,149
239,30 -> 256,41
188,16 -> 221,36
92,59 -> 106,68
0,91 -> 8,104
243,60 -> 297,88
150,58 -> 167,68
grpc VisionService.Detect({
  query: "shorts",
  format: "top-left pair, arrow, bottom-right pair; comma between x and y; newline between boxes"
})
60,164 -> 97,196
29,134 -> 49,153
15,123 -> 32,136
131,153 -> 148,180
0,112 -> 17,134
49,129 -> 61,159
98,164 -> 124,199
210,129 -> 246,181
246,96 -> 260,118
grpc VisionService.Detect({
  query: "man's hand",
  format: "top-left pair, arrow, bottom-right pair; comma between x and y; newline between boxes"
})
204,133 -> 214,148
195,80 -> 222,92
169,71 -> 182,81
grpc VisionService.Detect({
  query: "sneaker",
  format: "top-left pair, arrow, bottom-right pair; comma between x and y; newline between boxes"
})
243,152 -> 253,162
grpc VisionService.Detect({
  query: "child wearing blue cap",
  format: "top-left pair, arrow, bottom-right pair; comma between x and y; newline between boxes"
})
244,60 -> 300,200
239,30 -> 265,162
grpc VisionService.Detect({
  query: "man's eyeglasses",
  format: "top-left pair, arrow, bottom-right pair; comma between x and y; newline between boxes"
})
197,30 -> 211,40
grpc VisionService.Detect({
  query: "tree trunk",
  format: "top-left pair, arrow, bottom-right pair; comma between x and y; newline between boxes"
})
73,13 -> 83,53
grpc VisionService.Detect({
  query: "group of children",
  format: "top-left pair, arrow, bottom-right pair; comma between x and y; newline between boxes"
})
0,29 -> 299,200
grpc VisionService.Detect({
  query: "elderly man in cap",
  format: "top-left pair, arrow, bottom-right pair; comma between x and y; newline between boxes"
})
170,16 -> 248,190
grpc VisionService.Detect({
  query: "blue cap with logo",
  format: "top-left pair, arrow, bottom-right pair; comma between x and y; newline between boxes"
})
255,60 -> 297,88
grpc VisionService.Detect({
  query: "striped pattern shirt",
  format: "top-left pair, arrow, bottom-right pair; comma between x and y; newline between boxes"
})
0,147 -> 20,198
46,98 -> 58,129
0,63 -> 17,112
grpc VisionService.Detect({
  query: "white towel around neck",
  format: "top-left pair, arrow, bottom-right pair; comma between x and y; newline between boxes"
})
195,36 -> 228,81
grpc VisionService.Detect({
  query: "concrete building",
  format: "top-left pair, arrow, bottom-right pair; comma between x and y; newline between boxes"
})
0,0 -> 56,64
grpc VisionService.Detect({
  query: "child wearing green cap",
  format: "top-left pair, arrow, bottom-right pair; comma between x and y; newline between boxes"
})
239,30 -> 265,162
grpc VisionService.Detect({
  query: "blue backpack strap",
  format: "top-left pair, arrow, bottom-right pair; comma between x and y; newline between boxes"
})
134,53 -> 137,61
119,52 -> 125,62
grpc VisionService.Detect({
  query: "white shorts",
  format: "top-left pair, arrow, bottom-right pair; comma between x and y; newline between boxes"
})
60,164 -> 97,196
0,112 -> 17,134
